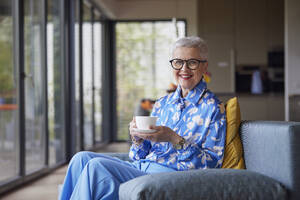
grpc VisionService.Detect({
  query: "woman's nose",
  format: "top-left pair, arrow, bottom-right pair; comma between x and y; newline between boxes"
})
180,62 -> 189,71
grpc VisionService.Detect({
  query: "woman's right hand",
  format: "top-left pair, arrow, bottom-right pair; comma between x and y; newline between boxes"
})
129,117 -> 144,145
129,117 -> 137,136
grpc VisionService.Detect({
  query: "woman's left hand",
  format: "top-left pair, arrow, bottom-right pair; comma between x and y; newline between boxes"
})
133,125 -> 181,144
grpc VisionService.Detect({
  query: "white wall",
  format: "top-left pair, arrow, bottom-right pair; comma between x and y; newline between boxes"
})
285,0 -> 300,120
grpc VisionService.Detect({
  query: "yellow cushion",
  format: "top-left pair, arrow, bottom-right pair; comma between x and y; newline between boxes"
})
222,97 -> 245,169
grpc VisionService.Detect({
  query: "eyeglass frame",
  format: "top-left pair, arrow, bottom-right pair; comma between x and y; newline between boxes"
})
169,58 -> 207,70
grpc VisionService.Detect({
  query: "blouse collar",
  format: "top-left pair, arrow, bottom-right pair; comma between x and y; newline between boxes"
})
169,79 -> 207,105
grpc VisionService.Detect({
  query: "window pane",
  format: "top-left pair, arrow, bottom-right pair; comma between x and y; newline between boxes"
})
0,0 -> 18,182
116,21 -> 186,140
47,0 -> 65,165
24,0 -> 46,173
82,2 -> 93,148
94,14 -> 102,142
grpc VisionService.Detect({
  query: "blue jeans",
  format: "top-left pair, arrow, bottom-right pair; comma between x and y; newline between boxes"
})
59,151 -> 175,200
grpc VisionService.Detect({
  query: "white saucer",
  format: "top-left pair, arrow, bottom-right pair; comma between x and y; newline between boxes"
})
133,128 -> 156,133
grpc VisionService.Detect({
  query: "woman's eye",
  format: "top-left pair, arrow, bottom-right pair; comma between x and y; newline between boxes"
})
174,60 -> 183,65
188,60 -> 197,66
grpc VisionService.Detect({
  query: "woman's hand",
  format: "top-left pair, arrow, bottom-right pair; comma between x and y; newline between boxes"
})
129,117 -> 144,145
133,125 -> 182,144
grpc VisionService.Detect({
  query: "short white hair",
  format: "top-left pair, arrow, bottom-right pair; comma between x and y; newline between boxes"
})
172,36 -> 208,60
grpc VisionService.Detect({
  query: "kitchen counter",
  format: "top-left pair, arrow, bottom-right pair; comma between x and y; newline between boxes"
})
216,93 -> 284,121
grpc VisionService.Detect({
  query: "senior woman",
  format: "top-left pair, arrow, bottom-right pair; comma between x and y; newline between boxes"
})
59,36 -> 226,200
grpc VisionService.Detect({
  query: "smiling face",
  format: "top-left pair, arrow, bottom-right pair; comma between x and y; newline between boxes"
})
172,47 -> 208,97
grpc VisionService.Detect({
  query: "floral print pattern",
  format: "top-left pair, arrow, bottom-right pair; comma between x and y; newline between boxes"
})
129,80 -> 226,171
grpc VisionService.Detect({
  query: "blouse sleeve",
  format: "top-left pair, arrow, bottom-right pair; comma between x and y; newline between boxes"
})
175,103 -> 227,170
129,99 -> 163,161
129,140 -> 152,161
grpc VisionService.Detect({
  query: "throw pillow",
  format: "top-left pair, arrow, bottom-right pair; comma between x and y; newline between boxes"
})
222,97 -> 245,169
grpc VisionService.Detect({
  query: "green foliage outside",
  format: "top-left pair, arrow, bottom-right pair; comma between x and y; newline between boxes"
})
0,16 -> 16,154
116,22 -> 174,140
116,23 -> 145,140
0,17 -> 14,96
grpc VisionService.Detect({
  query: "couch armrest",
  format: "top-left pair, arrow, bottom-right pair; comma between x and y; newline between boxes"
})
240,121 -> 300,200
119,169 -> 287,200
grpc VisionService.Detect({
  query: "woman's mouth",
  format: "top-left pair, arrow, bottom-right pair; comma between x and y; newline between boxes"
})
179,74 -> 192,80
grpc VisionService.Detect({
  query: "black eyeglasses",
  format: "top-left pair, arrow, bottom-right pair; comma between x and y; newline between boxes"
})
169,59 -> 207,70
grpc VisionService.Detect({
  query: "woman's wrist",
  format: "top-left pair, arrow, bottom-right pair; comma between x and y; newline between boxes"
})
131,135 -> 144,146
170,131 -> 186,150
170,132 -> 182,146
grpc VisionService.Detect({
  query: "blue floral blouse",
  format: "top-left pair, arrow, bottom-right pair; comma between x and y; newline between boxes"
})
129,80 -> 227,171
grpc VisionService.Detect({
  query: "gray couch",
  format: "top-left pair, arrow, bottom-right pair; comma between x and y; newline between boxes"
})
107,121 -> 300,200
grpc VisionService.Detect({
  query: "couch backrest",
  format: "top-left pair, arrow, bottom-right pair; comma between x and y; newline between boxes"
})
240,121 -> 300,200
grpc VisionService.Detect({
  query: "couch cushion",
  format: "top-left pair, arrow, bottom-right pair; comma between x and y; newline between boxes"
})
222,97 -> 245,169
119,169 -> 287,200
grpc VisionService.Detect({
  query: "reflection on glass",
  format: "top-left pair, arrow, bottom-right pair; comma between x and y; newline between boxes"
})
83,2 -> 93,148
0,0 -> 18,182
47,0 -> 65,165
116,21 -> 186,140
94,13 -> 102,142
24,0 -> 46,173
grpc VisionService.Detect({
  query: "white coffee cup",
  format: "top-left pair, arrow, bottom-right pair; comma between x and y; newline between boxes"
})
135,116 -> 157,130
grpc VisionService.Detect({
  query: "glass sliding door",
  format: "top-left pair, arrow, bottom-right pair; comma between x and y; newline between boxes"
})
47,0 -> 65,165
24,0 -> 46,173
0,0 -> 108,195
0,0 -> 18,182
72,0 -> 104,150
82,1 -> 93,148
93,11 -> 102,142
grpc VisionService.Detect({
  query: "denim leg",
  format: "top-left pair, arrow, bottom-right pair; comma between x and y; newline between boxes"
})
59,151 -> 137,200
69,157 -> 147,200
59,151 -> 147,200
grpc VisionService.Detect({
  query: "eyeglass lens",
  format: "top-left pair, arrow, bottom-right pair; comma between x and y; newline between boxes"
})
171,59 -> 200,70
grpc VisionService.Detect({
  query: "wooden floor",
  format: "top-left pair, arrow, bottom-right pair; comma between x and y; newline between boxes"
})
1,143 -> 131,200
